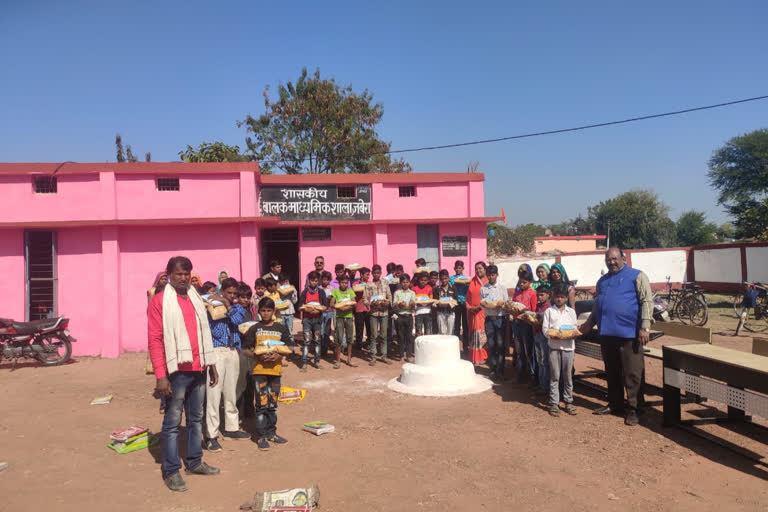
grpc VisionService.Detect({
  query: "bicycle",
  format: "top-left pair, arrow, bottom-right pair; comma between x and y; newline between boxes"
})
735,282 -> 768,334
653,276 -> 708,326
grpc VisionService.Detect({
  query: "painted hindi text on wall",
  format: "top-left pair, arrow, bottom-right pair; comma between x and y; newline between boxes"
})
259,185 -> 372,221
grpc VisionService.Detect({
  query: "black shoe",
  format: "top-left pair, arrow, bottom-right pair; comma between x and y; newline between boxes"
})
204,438 -> 222,452
268,434 -> 288,444
592,405 -> 621,416
164,472 -> 188,492
625,410 -> 639,426
222,430 -> 250,440
185,462 -> 220,476
254,437 -> 270,451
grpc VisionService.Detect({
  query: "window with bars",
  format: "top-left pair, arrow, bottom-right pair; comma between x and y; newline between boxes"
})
33,176 -> 57,194
25,231 -> 57,321
157,177 -> 180,191
337,185 -> 356,198
399,185 -> 416,198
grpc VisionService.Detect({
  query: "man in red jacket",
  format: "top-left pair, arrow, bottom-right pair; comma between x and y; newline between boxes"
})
148,256 -> 220,492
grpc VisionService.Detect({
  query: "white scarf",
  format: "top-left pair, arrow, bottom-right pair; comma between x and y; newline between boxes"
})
161,283 -> 215,374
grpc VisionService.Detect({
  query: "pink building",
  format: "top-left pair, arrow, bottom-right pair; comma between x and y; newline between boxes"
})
0,162 -> 497,358
534,235 -> 606,254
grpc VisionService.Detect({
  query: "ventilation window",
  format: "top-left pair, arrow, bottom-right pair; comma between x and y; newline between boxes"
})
399,186 -> 416,198
157,177 -> 180,191
33,176 -> 57,194
337,185 -> 356,198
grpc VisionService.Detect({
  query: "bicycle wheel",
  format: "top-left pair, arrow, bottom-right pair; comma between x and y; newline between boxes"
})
743,295 -> 768,333
676,296 -> 708,326
732,293 -> 744,318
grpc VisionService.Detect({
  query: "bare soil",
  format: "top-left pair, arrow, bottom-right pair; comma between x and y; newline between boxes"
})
1,333 -> 766,512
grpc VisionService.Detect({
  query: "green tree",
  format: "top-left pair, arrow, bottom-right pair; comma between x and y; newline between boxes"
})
675,210 -> 717,246
238,67 -> 411,174
115,133 -> 150,162
589,189 -> 675,249
547,214 -> 595,236
179,141 -> 249,163
716,222 -> 736,241
708,128 -> 768,239
487,223 -> 541,255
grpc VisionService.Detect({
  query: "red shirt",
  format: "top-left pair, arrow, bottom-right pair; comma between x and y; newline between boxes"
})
303,288 -> 321,318
512,287 -> 537,317
147,291 -> 203,379
533,300 -> 551,334
411,284 -> 433,299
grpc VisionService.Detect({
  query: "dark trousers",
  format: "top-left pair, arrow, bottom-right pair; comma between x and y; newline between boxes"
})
396,315 -> 415,358
485,316 -> 506,376
252,374 -> 281,439
415,314 -> 432,336
454,303 -> 469,352
354,310 -> 370,346
600,336 -> 645,411
236,352 -> 255,419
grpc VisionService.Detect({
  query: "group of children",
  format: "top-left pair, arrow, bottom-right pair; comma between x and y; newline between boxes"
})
147,257 -> 582,458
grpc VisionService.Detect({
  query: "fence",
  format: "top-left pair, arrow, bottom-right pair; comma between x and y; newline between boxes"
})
494,242 -> 768,294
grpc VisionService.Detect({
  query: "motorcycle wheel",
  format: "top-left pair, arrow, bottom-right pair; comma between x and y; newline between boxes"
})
732,293 -> 744,318
34,334 -> 72,366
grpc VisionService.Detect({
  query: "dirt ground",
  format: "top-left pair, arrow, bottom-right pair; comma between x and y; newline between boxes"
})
1,332 -> 767,512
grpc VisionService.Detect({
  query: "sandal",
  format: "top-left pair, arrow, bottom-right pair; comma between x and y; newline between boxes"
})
333,362 -> 341,369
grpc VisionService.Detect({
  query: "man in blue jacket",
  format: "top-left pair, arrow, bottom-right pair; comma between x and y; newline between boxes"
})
580,247 -> 653,426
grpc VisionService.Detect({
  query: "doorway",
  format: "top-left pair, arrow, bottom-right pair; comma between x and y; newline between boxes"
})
261,228 -> 300,288
416,224 -> 440,271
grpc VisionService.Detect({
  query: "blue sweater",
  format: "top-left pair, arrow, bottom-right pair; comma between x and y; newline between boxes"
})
594,265 -> 641,339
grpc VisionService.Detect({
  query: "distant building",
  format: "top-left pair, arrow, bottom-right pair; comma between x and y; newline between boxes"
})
534,235 -> 606,254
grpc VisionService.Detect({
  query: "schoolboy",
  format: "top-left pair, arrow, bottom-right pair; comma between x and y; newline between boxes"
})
277,273 -> 298,348
541,283 -> 578,417
480,265 -> 508,381
201,281 -> 218,296
385,262 -> 397,285
297,271 -> 328,371
414,258 -> 427,269
393,274 -> 417,361
329,264 -> 346,290
319,271 -> 334,358
204,277 -> 249,452
363,264 -> 392,365
264,278 -> 282,321
387,264 -> 401,349
236,284 -> 256,420
329,274 -> 357,368
241,298 -> 290,450
434,270 -> 458,335
262,259 -> 281,281
449,260 -> 470,348
354,267 -> 372,350
253,278 -> 268,310
532,284 -> 551,395
512,270 -> 538,384
412,272 -> 433,336
428,271 -> 440,332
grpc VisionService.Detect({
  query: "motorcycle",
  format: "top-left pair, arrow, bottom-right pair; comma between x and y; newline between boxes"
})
652,294 -> 671,322
0,316 -> 76,369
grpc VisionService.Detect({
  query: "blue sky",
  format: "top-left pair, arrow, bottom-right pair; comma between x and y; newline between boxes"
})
2,1 -> 767,225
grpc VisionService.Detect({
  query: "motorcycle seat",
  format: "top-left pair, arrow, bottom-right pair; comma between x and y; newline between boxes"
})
9,318 -> 63,335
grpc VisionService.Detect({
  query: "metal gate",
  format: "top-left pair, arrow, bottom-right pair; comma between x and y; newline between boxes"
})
416,225 -> 439,271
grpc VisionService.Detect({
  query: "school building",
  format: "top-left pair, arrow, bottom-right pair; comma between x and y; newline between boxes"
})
0,162 -> 498,357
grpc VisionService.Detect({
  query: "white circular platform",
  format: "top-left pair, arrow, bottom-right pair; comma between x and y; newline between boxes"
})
387,334 -> 492,397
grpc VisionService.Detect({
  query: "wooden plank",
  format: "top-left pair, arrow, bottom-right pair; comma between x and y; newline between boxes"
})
654,322 -> 711,344
753,337 -> 768,357
644,347 -> 663,360
665,343 -> 768,374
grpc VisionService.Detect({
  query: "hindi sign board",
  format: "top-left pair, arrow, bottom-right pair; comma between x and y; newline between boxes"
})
442,235 -> 468,257
259,185 -> 372,221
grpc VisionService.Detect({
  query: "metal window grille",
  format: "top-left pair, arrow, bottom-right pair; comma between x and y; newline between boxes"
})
337,185 -> 356,198
33,176 -> 57,194
25,231 -> 57,321
156,177 -> 180,191
399,185 -> 416,198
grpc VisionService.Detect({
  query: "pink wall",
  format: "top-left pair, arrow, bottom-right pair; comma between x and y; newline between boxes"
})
0,174 -> 102,223
117,224 -> 243,352
381,224 -> 418,270
57,228 -> 105,356
0,230 -> 25,321
299,225 -> 374,283
470,221 -> 488,268
115,174 -> 241,219
371,183 -> 469,220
